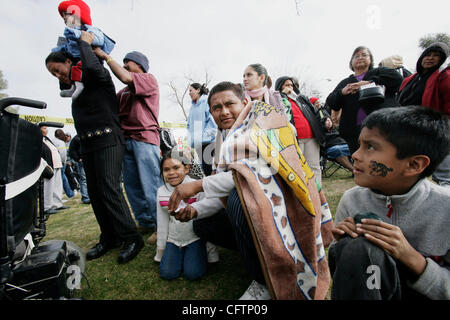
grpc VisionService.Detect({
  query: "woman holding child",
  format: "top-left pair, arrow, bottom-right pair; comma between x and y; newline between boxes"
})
45,31 -> 144,265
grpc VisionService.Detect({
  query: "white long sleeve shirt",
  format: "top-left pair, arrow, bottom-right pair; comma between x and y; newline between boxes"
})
156,176 -> 224,254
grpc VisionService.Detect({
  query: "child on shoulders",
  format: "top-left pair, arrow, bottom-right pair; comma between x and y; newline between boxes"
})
329,105 -> 450,300
52,0 -> 115,100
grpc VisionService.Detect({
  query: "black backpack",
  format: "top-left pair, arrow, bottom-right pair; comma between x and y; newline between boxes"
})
159,128 -> 176,154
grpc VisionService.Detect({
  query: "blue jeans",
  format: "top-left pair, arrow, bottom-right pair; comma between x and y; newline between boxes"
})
159,240 -> 207,280
432,153 -> 450,187
326,144 -> 351,160
61,164 -> 75,198
123,139 -> 162,228
74,161 -> 90,203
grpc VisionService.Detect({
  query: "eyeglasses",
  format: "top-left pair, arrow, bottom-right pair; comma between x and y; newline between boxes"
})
353,53 -> 370,59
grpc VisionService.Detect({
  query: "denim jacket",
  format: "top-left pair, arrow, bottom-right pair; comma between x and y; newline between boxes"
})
52,24 -> 115,58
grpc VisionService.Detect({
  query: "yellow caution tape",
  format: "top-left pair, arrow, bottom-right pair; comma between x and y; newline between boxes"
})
19,114 -> 187,129
19,114 -> 75,125
159,121 -> 187,129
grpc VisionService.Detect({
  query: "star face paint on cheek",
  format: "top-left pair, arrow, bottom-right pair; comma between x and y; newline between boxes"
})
369,160 -> 393,177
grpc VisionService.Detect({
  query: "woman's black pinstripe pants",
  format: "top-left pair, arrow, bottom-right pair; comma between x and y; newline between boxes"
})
83,143 -> 142,245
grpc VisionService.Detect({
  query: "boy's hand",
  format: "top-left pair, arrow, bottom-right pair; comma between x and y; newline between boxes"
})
332,217 -> 360,240
356,219 -> 427,275
80,31 -> 94,45
172,205 -> 198,222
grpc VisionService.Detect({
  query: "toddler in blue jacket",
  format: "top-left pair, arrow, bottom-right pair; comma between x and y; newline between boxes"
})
52,0 -> 115,100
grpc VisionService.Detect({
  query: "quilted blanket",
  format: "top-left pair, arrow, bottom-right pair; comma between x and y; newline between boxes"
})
216,100 -> 332,299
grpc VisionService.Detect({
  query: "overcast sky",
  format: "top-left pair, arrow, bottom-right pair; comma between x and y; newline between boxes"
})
1,0 -> 449,131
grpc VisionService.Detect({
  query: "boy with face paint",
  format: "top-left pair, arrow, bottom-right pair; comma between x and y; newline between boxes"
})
329,105 -> 450,300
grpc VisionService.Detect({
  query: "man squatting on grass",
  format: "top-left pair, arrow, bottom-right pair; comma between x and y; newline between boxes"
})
329,106 -> 450,300
167,82 -> 273,299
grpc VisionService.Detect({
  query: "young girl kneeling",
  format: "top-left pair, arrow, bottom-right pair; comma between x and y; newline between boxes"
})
155,150 -> 222,280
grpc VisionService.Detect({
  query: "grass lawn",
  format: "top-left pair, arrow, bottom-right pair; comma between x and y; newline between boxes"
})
44,167 -> 355,300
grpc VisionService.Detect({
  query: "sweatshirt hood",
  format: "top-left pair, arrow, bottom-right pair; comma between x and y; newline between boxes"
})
274,76 -> 300,95
416,42 -> 449,74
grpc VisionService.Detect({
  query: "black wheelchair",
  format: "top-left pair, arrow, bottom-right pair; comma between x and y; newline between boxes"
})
0,97 -> 85,300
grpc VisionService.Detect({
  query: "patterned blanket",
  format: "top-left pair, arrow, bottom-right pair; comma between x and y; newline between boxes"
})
216,100 -> 332,300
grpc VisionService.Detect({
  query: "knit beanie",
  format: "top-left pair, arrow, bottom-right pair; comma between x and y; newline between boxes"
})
123,51 -> 149,73
58,0 -> 92,26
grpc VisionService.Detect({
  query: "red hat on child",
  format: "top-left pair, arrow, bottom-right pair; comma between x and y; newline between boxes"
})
58,0 -> 92,26
309,97 -> 319,105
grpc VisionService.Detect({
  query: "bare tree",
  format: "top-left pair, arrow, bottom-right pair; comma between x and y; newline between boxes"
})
167,80 -> 189,121
185,69 -> 212,88
291,76 -> 323,99
0,69 -> 7,99
166,68 -> 213,122
419,32 -> 450,50
271,64 -> 325,99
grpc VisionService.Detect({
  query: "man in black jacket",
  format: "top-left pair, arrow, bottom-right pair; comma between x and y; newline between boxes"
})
275,76 -> 329,185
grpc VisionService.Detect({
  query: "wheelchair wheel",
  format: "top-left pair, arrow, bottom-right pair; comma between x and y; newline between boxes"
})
65,240 -> 86,274
43,239 -> 86,274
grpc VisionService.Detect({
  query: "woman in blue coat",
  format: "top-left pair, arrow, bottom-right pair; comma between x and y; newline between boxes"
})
186,83 -> 217,176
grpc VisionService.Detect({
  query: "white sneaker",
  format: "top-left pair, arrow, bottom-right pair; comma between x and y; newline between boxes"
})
60,84 -> 75,98
206,242 -> 219,263
71,81 -> 84,100
239,281 -> 271,300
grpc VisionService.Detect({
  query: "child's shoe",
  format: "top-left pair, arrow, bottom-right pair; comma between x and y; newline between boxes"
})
60,84 -> 75,97
154,248 -> 164,263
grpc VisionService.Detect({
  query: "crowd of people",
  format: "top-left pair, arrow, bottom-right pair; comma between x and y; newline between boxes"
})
40,126 -> 89,215
41,0 -> 449,300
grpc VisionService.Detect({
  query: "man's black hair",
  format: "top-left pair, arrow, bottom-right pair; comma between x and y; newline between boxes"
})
362,105 -> 450,179
207,81 -> 244,107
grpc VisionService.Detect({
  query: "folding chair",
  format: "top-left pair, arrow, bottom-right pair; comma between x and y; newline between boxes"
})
320,151 -> 353,178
